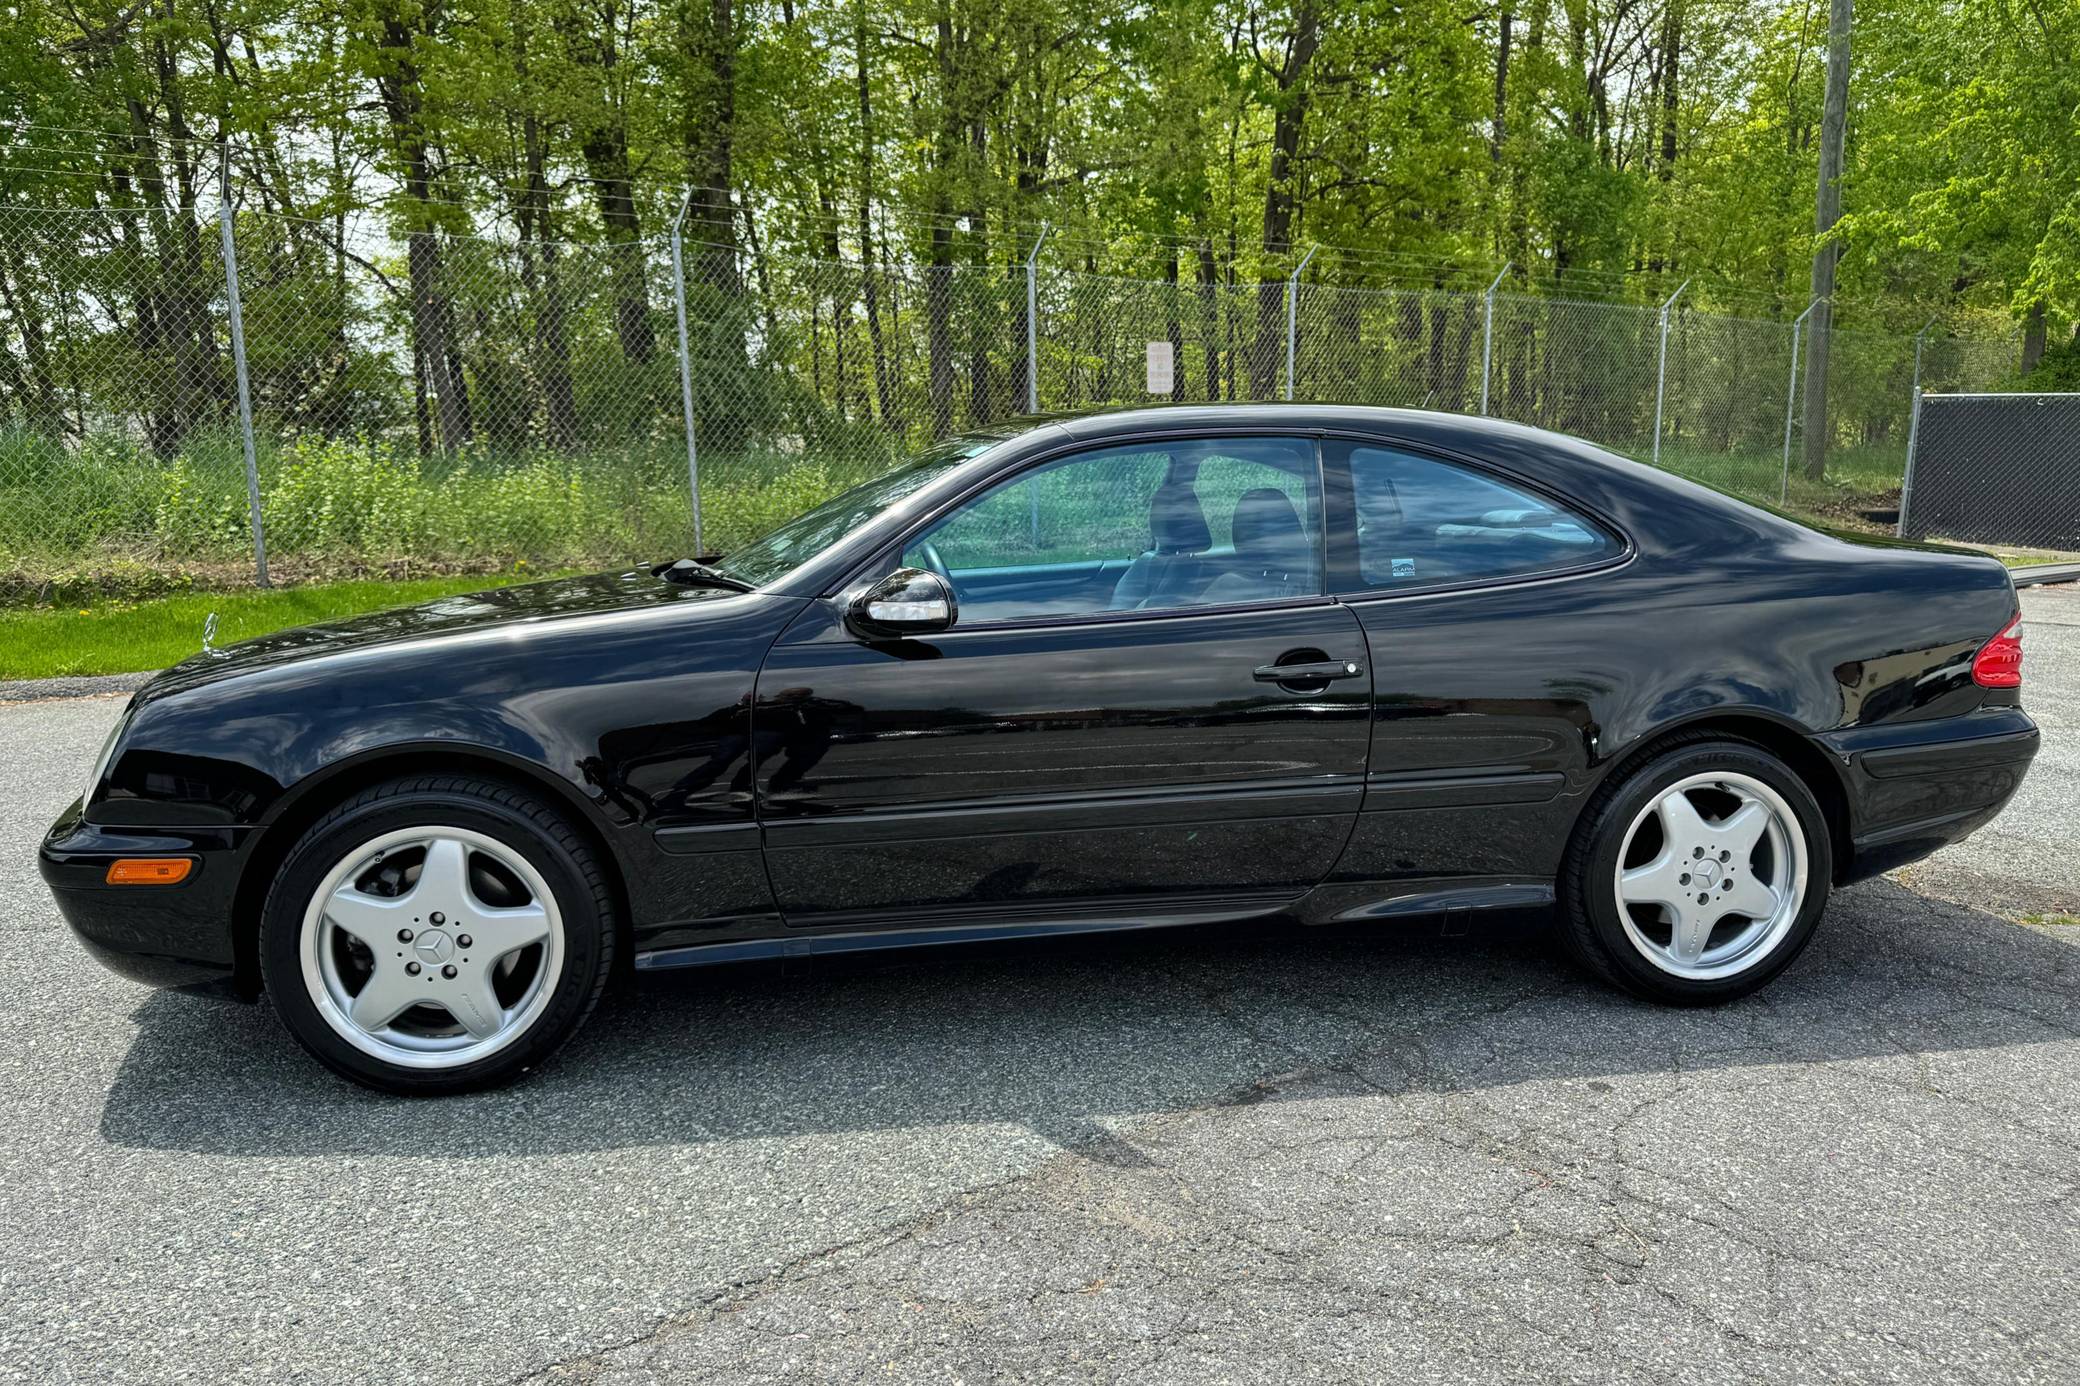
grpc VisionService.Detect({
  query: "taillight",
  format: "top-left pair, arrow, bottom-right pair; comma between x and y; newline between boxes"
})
1972,615 -> 2023,688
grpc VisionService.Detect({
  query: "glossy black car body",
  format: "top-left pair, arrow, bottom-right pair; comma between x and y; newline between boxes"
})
43,405 -> 2038,999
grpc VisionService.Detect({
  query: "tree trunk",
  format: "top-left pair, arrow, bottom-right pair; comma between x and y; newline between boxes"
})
966,136 -> 993,425
1252,0 -> 1319,399
372,2 -> 469,452
580,131 -> 656,367
2022,300 -> 2048,374
926,230 -> 955,438
1007,115 -> 1048,417
684,0 -> 746,452
1491,2 -> 1511,165
1800,0 -> 1851,480
0,256 -> 62,435
562,0 -> 655,366
923,7 -> 966,438
519,111 -> 577,451
856,0 -> 895,431
1660,1 -> 1681,177
1166,251 -> 1186,403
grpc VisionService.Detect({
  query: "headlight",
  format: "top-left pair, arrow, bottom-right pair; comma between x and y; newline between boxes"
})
84,708 -> 130,808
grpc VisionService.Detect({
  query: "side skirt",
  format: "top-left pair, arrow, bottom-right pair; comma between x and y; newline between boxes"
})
632,895 -> 1293,971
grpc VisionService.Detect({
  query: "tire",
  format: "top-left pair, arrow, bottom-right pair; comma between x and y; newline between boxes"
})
259,775 -> 616,1094
1558,735 -> 1832,1004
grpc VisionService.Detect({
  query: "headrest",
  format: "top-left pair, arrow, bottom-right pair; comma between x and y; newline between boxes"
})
1148,476 -> 1210,554
1231,487 -> 1307,565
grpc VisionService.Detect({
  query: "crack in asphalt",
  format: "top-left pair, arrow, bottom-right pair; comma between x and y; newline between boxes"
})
520,894 -> 2080,1385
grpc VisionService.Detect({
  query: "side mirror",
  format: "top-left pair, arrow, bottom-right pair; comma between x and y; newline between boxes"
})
846,567 -> 957,640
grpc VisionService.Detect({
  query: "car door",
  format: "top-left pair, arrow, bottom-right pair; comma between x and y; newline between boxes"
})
754,433 -> 1375,928
1319,436 -> 1630,894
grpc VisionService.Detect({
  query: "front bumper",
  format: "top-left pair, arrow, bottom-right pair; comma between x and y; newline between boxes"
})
40,796 -> 258,995
1818,706 -> 2041,883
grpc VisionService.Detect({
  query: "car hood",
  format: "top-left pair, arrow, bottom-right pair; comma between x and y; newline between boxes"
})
142,570 -> 751,702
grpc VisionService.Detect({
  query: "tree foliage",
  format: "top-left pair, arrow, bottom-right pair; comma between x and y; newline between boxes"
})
9,0 -> 2068,315
0,0 -> 2063,467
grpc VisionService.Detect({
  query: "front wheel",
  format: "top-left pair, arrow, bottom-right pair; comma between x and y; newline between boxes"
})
1558,737 -> 1832,1004
259,776 -> 616,1094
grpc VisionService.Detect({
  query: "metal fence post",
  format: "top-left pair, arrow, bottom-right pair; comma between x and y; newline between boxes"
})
1651,278 -> 1690,467
216,152 -> 268,588
1284,244 -> 1317,402
1894,317 -> 1938,536
1025,222 -> 1049,414
669,192 -> 703,557
1479,263 -> 1510,415
1781,299 -> 1822,504
1897,388 -> 1928,538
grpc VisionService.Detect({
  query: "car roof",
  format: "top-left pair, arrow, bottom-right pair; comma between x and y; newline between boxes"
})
774,404 -> 1805,600
1018,403 -> 1749,532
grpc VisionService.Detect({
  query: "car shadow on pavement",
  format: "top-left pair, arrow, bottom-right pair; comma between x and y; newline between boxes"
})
98,877 -> 2080,1159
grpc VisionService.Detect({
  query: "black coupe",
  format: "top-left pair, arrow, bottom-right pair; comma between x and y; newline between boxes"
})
43,406 -> 2038,1092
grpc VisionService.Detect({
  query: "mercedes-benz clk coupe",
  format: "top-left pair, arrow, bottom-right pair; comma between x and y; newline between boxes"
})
43,406 -> 2038,1092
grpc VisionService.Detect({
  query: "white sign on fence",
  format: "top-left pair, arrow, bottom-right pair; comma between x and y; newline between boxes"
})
1146,340 -> 1174,395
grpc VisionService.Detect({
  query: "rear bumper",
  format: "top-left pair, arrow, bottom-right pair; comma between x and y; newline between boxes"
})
1817,707 -> 2040,883
40,797 -> 256,996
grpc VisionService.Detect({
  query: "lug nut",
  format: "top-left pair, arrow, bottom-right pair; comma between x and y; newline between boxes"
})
405,961 -> 421,976
457,934 -> 472,949
1692,847 -> 1704,859
1719,850 -> 1730,862
441,964 -> 457,979
397,928 -> 414,943
1697,893 -> 1709,905
430,911 -> 445,925
1680,873 -> 1691,885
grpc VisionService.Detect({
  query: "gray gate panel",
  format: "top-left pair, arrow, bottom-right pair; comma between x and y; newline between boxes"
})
1903,393 -> 2080,550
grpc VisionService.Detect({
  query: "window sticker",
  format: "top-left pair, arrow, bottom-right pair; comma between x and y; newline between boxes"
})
1391,557 -> 1416,578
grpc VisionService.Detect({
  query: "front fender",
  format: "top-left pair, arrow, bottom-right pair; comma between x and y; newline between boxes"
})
87,593 -> 809,953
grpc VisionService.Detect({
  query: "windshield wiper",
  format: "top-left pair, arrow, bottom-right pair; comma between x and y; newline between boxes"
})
651,558 -> 756,592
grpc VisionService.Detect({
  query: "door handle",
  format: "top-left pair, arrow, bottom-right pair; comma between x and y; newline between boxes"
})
1253,659 -> 1364,683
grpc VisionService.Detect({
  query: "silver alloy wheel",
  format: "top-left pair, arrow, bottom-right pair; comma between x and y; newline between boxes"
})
299,826 -> 565,1070
1612,771 -> 1809,981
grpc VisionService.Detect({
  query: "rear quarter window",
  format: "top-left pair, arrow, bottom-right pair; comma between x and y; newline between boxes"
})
1333,442 -> 1619,590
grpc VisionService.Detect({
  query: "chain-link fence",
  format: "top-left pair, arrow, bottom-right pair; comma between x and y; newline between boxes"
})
0,195 -> 2026,602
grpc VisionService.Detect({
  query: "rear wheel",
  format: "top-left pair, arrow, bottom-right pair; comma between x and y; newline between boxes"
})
1559,737 -> 1832,1003
259,776 -> 615,1094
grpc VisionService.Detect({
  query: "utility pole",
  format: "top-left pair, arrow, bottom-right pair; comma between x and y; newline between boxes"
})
1800,0 -> 1851,481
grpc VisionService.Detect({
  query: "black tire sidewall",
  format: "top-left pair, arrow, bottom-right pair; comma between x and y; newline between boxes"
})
1576,742 -> 1833,1003
261,784 -> 608,1093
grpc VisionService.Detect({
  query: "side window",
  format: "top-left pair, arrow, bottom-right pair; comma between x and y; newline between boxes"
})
900,436 -> 1320,623
1333,443 -> 1618,590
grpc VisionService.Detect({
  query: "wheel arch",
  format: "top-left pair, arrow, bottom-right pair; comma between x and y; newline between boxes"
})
230,743 -> 633,998
1595,711 -> 1853,884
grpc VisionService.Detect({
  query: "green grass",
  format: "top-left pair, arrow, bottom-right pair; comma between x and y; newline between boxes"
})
0,569 -> 574,679
0,426 -> 893,606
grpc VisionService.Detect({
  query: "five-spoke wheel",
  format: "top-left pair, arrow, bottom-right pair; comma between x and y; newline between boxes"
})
1559,736 -> 1831,1003
302,827 -> 564,1068
262,776 -> 614,1094
1613,771 -> 1807,979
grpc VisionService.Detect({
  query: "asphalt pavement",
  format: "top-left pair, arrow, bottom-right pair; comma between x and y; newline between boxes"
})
2,590 -> 2077,1385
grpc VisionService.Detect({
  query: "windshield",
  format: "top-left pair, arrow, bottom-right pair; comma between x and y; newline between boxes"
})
710,434 -> 1006,587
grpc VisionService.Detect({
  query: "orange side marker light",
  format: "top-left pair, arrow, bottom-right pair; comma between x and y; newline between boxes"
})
106,858 -> 193,886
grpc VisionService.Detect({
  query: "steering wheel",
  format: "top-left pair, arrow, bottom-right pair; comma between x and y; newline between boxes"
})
915,541 -> 951,579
